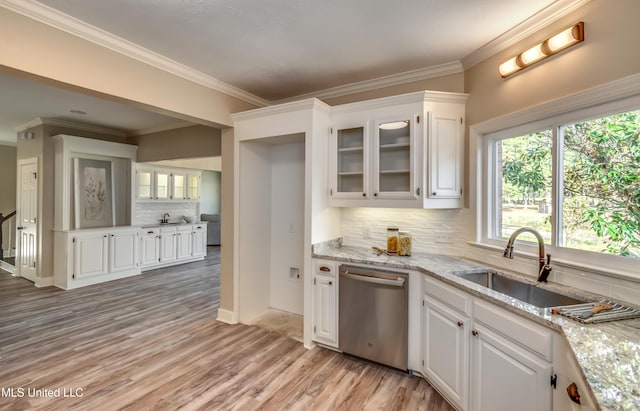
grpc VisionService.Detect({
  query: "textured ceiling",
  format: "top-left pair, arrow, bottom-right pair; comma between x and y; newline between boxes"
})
35,0 -> 559,101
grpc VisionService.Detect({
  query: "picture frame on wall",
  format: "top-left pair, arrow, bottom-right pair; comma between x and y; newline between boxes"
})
74,158 -> 115,229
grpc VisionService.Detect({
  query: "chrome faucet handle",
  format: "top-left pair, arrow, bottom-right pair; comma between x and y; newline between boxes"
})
503,245 -> 514,259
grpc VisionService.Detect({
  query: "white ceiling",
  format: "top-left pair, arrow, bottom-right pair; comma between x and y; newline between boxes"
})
0,0 -> 583,144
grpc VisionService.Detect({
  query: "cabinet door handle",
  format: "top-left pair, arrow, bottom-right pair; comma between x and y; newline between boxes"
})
457,321 -> 463,327
432,192 -> 437,196
362,193 -> 366,197
416,187 -> 420,196
374,193 -> 378,197
472,330 -> 478,336
328,281 -> 333,285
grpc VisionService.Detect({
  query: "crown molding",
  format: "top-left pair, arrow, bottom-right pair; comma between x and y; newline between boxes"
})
462,0 -> 591,69
0,0 -> 270,108
231,98 -> 330,122
274,61 -> 464,104
14,117 -> 128,137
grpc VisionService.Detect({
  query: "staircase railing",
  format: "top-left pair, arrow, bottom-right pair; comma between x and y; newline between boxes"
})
0,210 -> 16,261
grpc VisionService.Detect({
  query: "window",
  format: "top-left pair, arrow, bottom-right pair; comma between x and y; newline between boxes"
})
487,108 -> 640,261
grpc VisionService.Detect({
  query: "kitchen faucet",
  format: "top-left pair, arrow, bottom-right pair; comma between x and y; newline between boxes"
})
503,227 -> 552,282
161,213 -> 170,224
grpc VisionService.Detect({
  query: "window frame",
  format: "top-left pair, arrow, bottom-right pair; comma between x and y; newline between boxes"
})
472,76 -> 640,279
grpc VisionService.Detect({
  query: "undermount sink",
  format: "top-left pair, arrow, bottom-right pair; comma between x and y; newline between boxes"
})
455,271 -> 586,308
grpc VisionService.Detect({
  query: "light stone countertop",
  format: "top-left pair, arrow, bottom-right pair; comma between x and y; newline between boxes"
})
312,239 -> 640,411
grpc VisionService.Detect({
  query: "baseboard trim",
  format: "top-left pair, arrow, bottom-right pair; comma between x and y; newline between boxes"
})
216,308 -> 237,324
35,276 -> 54,287
0,260 -> 16,274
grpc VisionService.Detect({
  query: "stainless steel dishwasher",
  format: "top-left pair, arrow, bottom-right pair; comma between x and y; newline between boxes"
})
339,264 -> 408,370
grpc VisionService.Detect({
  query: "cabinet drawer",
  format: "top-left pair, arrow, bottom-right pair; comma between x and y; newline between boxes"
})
424,276 -> 471,315
314,260 -> 336,277
473,299 -> 553,361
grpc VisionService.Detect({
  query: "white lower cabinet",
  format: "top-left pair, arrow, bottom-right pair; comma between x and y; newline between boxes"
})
423,298 -> 470,410
159,227 -> 178,263
312,260 -> 338,348
140,223 -> 208,271
422,276 -> 553,411
191,224 -> 207,257
54,227 -> 141,289
470,322 -> 552,411
176,226 -> 192,259
140,228 -> 160,267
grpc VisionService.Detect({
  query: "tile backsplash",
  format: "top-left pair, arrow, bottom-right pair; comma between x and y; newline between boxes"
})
340,207 -> 472,255
134,201 -> 199,225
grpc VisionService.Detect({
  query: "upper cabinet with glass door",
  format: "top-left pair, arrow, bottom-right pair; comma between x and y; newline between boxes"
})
330,122 -> 369,200
328,91 -> 467,208
135,165 -> 201,202
374,117 -> 419,201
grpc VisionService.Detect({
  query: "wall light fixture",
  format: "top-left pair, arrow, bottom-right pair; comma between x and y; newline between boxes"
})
499,22 -> 584,78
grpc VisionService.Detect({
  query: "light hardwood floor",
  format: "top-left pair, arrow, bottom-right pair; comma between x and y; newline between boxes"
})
0,247 -> 453,410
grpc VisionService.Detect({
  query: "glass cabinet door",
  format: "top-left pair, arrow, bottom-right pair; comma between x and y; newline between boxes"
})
334,125 -> 367,198
374,117 -> 416,198
155,171 -> 170,200
187,174 -> 200,200
172,173 -> 186,200
136,169 -> 153,200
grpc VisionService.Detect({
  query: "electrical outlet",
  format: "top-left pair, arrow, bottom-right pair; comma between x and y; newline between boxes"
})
434,230 -> 453,244
363,226 -> 371,239
289,267 -> 300,280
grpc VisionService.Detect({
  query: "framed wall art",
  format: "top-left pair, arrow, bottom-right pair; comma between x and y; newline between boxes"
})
74,158 -> 115,229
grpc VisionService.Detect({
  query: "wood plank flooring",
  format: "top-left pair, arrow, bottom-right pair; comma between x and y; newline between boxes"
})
0,247 -> 453,410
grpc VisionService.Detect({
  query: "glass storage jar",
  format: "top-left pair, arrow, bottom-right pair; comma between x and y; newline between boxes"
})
398,231 -> 412,256
387,227 -> 399,254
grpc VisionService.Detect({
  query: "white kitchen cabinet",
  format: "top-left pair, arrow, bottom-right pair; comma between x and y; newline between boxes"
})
135,164 -> 201,202
140,227 -> 160,267
155,169 -> 171,201
187,173 -> 201,200
191,224 -> 207,257
423,298 -> 470,410
172,172 -> 187,201
108,228 -> 139,274
135,168 -> 155,200
312,260 -> 338,347
470,323 -> 552,411
176,225 -> 192,259
328,91 -> 467,208
73,231 -> 109,279
159,226 -> 177,263
426,104 -> 464,202
422,276 -> 553,411
53,227 -> 142,290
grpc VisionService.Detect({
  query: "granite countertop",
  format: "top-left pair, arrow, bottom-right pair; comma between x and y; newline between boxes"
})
313,239 -> 640,411
141,221 -> 207,228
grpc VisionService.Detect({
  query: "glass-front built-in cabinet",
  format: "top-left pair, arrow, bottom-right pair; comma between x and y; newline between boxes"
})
374,118 -> 416,198
329,111 -> 420,206
334,125 -> 368,198
136,168 -> 154,200
135,165 -> 201,202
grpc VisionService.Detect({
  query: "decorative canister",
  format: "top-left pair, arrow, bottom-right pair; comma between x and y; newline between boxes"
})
386,227 -> 399,254
398,231 -> 412,256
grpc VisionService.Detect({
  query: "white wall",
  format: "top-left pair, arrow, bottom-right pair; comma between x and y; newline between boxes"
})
270,141 -> 305,314
200,170 -> 221,214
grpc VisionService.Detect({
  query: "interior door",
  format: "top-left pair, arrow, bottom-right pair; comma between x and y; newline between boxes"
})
17,158 -> 38,282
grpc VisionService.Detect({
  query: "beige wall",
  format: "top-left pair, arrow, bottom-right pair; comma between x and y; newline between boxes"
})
220,128 -> 234,312
130,125 -> 222,162
465,0 -> 640,127
0,8 -> 258,128
0,145 -> 17,254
